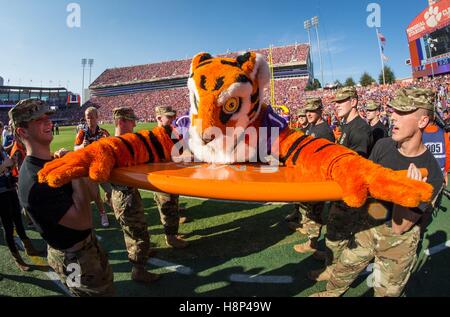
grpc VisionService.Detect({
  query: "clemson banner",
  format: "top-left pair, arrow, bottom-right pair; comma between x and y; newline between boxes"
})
407,0 -> 450,42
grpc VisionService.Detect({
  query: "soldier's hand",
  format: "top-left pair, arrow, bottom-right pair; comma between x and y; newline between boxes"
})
54,148 -> 71,158
407,163 -> 427,183
82,140 -> 90,148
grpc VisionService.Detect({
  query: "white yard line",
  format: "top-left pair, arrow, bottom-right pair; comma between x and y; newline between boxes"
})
424,241 -> 450,256
229,273 -> 293,284
44,271 -> 73,297
148,258 -> 193,275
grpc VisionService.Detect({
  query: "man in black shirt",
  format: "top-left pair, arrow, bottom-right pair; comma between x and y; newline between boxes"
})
305,97 -> 336,143
312,88 -> 444,297
336,88 -> 373,158
366,100 -> 388,148
308,86 -> 373,282
9,99 -> 115,297
292,98 -> 334,254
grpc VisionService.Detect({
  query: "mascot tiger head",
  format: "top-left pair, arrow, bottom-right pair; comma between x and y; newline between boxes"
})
187,52 -> 271,164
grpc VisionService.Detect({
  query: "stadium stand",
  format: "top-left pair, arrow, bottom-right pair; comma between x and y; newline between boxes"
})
86,44 -> 312,122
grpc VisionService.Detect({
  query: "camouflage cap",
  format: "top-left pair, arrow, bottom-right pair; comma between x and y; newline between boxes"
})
8,99 -> 55,128
155,106 -> 176,117
388,88 -> 435,112
333,86 -> 358,102
365,100 -> 381,111
113,107 -> 138,121
297,108 -> 306,117
304,97 -> 323,111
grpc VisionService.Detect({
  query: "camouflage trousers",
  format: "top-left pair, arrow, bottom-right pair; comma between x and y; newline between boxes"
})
325,203 -> 363,268
153,192 -> 180,236
325,223 -> 420,297
298,202 -> 324,240
47,232 -> 115,297
112,187 -> 150,266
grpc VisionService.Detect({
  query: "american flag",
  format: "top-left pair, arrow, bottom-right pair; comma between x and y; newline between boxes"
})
378,30 -> 388,61
378,32 -> 386,46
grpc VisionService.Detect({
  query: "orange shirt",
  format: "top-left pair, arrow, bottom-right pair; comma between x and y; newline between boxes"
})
74,126 -> 110,146
10,141 -> 26,177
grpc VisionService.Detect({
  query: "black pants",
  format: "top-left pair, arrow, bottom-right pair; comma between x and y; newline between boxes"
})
0,190 -> 28,253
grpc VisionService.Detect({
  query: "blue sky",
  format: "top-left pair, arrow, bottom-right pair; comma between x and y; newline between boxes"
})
0,0 -> 430,95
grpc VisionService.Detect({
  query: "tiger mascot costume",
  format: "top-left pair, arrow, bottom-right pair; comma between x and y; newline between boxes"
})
38,52 -> 432,208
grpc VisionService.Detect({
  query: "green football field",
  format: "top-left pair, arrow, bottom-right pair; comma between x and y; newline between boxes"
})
0,125 -> 449,297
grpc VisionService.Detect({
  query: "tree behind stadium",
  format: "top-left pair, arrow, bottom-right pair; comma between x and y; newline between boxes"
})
379,66 -> 396,84
360,72 -> 375,87
345,77 -> 356,87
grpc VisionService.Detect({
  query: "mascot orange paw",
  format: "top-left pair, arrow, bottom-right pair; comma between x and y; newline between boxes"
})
331,155 -> 432,208
38,140 -> 117,187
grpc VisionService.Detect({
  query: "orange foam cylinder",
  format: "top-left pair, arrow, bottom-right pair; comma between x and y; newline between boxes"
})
109,163 -> 429,203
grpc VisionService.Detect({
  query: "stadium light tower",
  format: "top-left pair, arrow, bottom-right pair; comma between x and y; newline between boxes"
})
304,20 -> 312,47
81,58 -> 87,104
88,59 -> 94,85
312,16 -> 324,88
81,58 -> 87,91
304,19 -> 315,82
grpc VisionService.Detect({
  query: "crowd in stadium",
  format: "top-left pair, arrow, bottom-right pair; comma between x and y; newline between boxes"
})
87,87 -> 189,123
83,75 -> 450,128
3,75 -> 449,130
91,45 -> 310,89
2,74 -> 450,133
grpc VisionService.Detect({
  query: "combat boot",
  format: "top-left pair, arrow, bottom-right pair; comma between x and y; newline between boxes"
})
312,250 -> 327,261
165,235 -> 189,249
131,265 -> 160,284
287,222 -> 307,235
293,240 -> 317,254
11,252 -> 30,272
307,266 -> 333,282
22,239 -> 45,257
179,216 -> 189,224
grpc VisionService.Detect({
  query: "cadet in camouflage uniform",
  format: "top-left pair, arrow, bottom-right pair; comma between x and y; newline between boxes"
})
297,108 -> 309,133
284,108 -> 310,223
11,99 -> 115,296
111,107 -> 159,284
365,100 -> 389,148
312,88 -> 444,297
291,98 -> 334,254
154,106 -> 188,249
308,87 -> 373,282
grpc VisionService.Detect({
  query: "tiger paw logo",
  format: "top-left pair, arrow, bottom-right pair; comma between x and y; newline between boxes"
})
425,6 -> 442,28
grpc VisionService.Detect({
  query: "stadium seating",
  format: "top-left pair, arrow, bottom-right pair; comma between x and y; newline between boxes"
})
90,45 -> 310,88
